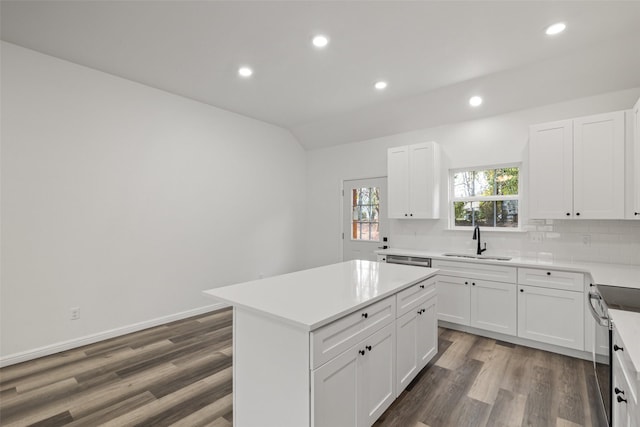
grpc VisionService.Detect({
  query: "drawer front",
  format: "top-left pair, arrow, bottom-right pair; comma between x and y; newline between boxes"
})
432,259 -> 516,283
613,328 -> 638,404
517,267 -> 584,292
311,296 -> 395,369
396,277 -> 436,317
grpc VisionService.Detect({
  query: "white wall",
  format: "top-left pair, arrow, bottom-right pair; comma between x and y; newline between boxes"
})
0,42 -> 307,362
305,87 -> 640,269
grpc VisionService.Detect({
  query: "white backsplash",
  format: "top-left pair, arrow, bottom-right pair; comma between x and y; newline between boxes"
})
389,219 -> 640,265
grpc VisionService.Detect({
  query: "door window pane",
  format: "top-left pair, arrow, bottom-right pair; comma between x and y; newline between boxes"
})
352,187 -> 380,241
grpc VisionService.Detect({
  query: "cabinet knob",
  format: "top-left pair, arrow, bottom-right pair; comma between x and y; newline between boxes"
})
576,212 -> 580,216
472,282 -> 476,286
615,387 -> 625,395
405,213 -> 408,217
520,289 -> 524,293
366,345 -> 372,352
420,284 -> 425,289
566,212 -> 571,216
547,272 -> 551,276
614,344 -> 624,352
362,312 -> 368,319
410,213 -> 413,217
359,349 -> 366,356
465,281 -> 468,285
635,212 -> 639,216
617,395 -> 628,404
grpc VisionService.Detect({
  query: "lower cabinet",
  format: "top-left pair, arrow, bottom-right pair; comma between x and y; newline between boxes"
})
612,326 -> 639,427
396,294 -> 437,391
436,276 -> 516,336
470,280 -> 517,336
436,276 -> 470,325
517,285 -> 584,350
312,323 -> 396,427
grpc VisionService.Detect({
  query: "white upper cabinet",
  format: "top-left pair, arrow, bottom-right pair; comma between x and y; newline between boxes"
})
633,97 -> 640,218
387,142 -> 440,219
529,111 -> 625,219
529,120 -> 573,219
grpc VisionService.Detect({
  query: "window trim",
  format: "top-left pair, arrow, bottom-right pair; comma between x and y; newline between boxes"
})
448,163 -> 522,231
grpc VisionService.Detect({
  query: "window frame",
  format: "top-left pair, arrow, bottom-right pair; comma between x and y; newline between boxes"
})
448,163 -> 522,231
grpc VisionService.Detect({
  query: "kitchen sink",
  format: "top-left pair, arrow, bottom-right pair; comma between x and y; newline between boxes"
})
442,252 -> 512,261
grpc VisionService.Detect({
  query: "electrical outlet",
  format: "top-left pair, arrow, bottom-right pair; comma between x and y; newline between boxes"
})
529,232 -> 544,243
70,307 -> 80,320
582,234 -> 592,246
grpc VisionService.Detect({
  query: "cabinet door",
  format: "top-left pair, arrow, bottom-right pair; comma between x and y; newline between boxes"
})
312,346 -> 360,427
574,111 -> 625,219
396,309 -> 419,393
436,276 -> 470,325
359,323 -> 396,427
517,285 -> 584,350
470,280 -> 516,336
388,146 -> 409,218
529,120 -> 573,219
612,354 -> 632,427
417,295 -> 438,369
633,98 -> 640,218
408,142 -> 439,219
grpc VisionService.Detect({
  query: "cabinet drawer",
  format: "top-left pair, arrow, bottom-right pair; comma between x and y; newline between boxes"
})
396,277 -> 436,317
432,259 -> 516,283
311,296 -> 395,369
613,328 -> 638,405
517,268 -> 584,292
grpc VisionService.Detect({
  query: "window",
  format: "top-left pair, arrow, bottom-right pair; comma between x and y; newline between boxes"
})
351,187 -> 380,241
450,166 -> 520,229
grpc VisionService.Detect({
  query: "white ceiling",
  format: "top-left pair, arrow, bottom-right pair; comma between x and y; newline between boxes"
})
2,1 -> 640,149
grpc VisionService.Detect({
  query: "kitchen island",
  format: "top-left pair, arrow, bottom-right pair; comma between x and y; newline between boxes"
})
203,260 -> 438,427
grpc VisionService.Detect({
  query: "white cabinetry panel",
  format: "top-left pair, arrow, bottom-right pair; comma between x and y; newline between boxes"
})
436,276 -> 470,325
517,285 -> 584,350
470,280 -> 517,336
633,97 -> 640,218
573,112 -> 625,219
387,142 -> 440,219
529,111 -> 626,219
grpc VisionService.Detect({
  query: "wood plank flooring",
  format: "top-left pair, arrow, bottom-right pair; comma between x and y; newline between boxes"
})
1,308 -> 606,427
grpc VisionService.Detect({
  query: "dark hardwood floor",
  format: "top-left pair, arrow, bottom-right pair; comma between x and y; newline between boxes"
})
0,308 -> 606,427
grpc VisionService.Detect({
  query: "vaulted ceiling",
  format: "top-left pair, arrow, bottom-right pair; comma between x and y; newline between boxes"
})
2,1 -> 640,149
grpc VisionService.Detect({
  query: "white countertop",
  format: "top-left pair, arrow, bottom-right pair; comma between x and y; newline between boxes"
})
610,309 -> 640,382
379,247 -> 640,380
203,260 -> 437,331
378,248 -> 640,289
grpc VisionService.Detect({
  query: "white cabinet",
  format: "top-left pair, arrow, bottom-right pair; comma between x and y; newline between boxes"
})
470,279 -> 517,336
436,275 -> 470,325
633,97 -> 640,218
312,323 -> 396,427
388,142 -> 440,219
517,285 -> 584,350
396,294 -> 437,392
612,326 -> 639,427
529,111 -> 625,219
433,260 -> 517,336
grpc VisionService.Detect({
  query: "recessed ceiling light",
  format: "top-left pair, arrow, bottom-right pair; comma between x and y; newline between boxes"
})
374,81 -> 388,90
545,22 -> 566,35
238,66 -> 253,78
312,35 -> 329,48
469,96 -> 483,107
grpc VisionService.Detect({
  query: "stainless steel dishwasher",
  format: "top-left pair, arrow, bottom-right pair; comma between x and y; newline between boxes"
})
385,254 -> 432,268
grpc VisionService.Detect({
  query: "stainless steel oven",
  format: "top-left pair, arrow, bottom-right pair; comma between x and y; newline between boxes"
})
588,284 -> 640,427
588,286 -> 612,426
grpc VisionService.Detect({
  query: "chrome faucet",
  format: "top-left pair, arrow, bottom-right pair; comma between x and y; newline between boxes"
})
472,225 -> 487,255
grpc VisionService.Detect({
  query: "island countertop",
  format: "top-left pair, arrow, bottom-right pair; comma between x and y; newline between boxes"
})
203,260 -> 438,331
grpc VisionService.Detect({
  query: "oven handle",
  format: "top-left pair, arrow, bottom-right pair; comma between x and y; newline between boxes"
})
587,291 -> 609,327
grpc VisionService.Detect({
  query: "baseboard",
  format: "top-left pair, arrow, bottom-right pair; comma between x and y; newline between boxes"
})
439,320 -> 592,361
0,302 -> 229,368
